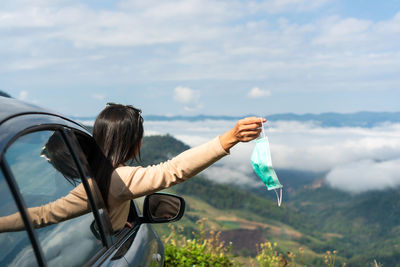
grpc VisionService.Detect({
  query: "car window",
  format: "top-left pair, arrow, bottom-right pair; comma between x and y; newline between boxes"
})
3,130 -> 103,266
0,171 -> 36,266
73,131 -> 142,228
70,131 -> 114,240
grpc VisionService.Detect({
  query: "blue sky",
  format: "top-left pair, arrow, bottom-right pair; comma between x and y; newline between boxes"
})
1,0 -> 399,117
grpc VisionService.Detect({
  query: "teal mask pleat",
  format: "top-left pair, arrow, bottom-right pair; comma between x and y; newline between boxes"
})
251,121 -> 283,206
251,137 -> 282,190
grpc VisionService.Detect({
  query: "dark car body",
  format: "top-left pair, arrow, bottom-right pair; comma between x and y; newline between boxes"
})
0,96 -> 184,266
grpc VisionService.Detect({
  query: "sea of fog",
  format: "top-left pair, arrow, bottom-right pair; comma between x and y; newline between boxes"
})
81,119 -> 400,194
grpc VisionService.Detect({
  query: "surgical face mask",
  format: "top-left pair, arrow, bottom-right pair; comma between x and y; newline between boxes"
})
251,120 -> 283,206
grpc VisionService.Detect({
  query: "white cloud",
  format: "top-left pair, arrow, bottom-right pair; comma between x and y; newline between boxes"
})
18,90 -> 28,100
313,17 -> 373,47
250,0 -> 332,14
173,86 -> 199,104
144,119 -> 400,193
204,142 -> 263,187
91,93 -> 106,101
247,87 -> 271,98
268,121 -> 400,173
0,0 -> 399,115
326,159 -> 400,193
312,13 -> 400,50
173,86 -> 202,112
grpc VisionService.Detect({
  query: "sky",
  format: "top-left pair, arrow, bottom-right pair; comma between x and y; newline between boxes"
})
1,0 -> 400,117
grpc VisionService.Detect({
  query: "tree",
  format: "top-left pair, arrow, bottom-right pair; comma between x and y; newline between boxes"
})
0,90 -> 11,98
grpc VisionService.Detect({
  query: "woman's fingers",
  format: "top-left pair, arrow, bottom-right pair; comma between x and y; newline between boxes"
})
237,129 -> 262,142
241,116 -> 266,124
238,123 -> 261,131
235,117 -> 266,141
219,116 -> 267,152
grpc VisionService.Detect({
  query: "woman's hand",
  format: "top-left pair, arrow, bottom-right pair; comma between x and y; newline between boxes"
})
219,117 -> 266,152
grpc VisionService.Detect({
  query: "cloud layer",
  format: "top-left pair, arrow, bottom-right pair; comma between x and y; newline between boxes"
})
1,0 -> 399,90
144,120 -> 400,193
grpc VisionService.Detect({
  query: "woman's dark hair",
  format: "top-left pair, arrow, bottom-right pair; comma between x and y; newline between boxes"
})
41,131 -> 80,186
93,104 -> 144,166
92,104 -> 144,207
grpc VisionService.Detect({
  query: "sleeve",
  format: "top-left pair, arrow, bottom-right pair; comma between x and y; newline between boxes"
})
0,183 -> 90,232
116,136 -> 229,199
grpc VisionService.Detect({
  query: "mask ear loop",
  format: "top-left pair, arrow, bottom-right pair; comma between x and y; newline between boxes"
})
261,118 -> 282,207
274,188 -> 282,207
260,118 -> 266,139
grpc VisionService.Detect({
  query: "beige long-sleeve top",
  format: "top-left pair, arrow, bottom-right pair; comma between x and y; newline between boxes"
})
0,137 -> 229,232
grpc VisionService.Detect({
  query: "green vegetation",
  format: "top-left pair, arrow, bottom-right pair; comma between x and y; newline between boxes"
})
134,134 -> 398,266
164,221 -> 238,266
137,134 -> 190,167
163,219 -> 349,267
0,90 -> 11,98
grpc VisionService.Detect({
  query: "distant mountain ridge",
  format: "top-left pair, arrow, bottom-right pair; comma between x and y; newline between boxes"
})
268,111 -> 400,127
74,111 -> 400,128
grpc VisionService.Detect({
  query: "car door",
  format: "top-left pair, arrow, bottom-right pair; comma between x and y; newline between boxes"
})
71,130 -> 164,266
0,120 -> 166,266
0,127 -> 113,266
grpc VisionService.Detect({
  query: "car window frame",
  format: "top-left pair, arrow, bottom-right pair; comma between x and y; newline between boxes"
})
68,130 -> 148,266
0,124 -> 111,266
0,156 -> 46,266
65,129 -> 115,244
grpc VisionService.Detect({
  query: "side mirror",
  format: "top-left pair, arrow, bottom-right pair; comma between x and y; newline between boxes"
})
143,193 -> 185,223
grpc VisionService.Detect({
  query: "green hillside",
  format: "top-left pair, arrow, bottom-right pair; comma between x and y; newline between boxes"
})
288,186 -> 400,266
137,134 -> 400,266
0,90 -> 11,98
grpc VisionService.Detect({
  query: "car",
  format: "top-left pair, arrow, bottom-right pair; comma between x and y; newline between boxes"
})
0,96 -> 185,266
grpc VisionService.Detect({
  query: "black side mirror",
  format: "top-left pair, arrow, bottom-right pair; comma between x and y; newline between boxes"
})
143,193 -> 185,223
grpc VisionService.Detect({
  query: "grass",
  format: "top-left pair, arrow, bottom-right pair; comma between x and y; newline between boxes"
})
155,191 -> 350,266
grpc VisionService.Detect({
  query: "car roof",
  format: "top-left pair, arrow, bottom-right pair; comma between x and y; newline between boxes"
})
0,96 -> 87,129
0,96 -> 58,123
0,96 -> 91,153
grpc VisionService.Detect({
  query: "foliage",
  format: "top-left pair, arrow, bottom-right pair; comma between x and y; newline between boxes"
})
133,134 -> 189,167
256,242 -> 286,267
255,242 -> 348,267
323,250 -> 339,267
0,90 -> 11,98
164,222 -> 348,267
173,175 -> 314,235
164,219 -> 238,267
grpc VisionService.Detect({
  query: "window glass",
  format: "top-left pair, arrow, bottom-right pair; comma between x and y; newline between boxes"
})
71,132 -> 106,209
72,131 -> 141,228
0,172 -> 36,266
70,131 -> 114,240
3,130 -> 102,266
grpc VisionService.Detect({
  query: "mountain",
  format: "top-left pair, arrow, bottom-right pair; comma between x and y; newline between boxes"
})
74,111 -> 400,128
0,91 -> 11,98
137,134 -> 400,266
267,111 -> 400,127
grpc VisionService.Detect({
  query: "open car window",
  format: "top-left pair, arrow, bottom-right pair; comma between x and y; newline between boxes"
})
69,130 -> 115,238
3,130 -> 103,266
72,131 -> 142,228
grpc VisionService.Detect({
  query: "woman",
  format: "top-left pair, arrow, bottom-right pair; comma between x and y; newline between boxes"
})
0,103 -> 265,232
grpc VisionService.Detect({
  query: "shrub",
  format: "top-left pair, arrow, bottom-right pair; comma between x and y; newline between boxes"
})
163,219 -> 349,267
164,220 -> 239,266
256,242 -> 287,267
